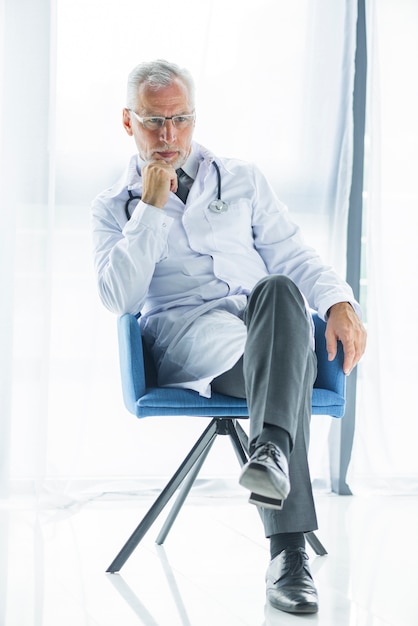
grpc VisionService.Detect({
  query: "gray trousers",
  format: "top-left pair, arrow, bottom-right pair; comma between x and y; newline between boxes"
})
212,275 -> 318,537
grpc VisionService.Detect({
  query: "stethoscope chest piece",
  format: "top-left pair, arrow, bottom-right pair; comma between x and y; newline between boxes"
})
209,199 -> 229,213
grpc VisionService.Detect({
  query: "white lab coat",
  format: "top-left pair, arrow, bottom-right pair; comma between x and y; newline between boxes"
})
92,142 -> 358,397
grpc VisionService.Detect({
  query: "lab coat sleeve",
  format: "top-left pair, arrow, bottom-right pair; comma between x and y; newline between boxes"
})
250,166 -> 360,320
91,198 -> 174,315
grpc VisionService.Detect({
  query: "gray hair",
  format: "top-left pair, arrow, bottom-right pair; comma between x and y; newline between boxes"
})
126,59 -> 195,109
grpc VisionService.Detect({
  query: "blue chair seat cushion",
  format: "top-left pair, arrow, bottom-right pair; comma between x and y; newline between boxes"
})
134,387 -> 345,419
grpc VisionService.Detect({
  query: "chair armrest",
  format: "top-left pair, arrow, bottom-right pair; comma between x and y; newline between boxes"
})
117,314 -> 146,414
312,312 -> 346,399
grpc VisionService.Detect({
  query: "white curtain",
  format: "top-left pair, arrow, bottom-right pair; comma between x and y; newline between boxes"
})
1,0 -> 360,501
348,0 -> 418,494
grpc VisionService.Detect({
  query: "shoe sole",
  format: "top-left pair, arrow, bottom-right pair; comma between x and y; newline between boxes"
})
248,492 -> 283,509
239,462 -> 290,501
268,597 -> 319,614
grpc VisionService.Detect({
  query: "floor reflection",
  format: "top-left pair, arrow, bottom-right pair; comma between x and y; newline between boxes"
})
107,545 -> 193,626
1,491 -> 418,625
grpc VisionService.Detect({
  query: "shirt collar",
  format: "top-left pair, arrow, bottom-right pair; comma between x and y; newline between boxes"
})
181,146 -> 200,180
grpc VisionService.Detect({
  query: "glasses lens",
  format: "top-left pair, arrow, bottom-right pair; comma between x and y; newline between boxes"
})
172,115 -> 194,128
143,117 -> 165,130
140,114 -> 195,130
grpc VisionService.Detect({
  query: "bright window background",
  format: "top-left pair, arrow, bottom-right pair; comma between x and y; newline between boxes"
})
48,0 -> 354,494
7,0 -> 417,501
55,0 -> 353,256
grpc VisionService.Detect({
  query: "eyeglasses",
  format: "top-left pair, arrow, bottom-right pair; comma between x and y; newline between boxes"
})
129,110 -> 195,131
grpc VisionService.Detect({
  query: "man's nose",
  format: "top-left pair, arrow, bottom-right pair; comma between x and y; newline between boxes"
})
160,119 -> 176,142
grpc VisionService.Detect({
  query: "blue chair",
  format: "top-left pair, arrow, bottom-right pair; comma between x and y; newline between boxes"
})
106,312 -> 346,573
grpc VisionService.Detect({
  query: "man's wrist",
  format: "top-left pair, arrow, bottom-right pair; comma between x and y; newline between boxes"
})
326,301 -> 352,318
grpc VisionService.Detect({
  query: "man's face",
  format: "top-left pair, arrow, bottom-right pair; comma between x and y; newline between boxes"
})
122,78 -> 195,170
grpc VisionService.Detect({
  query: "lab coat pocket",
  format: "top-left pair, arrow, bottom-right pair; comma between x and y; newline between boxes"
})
204,199 -> 253,250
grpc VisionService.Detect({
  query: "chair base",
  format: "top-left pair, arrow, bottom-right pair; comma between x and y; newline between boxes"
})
106,417 -> 327,573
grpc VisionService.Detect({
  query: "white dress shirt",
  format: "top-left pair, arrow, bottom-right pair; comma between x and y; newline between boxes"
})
92,142 -> 359,397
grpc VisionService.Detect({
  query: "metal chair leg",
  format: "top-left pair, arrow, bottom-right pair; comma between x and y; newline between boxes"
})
227,419 -> 249,466
156,437 -> 215,545
305,531 -> 328,556
106,418 -> 218,573
234,420 -> 250,455
157,418 -> 247,544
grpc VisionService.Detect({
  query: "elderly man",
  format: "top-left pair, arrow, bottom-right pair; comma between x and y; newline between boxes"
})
91,59 -> 366,615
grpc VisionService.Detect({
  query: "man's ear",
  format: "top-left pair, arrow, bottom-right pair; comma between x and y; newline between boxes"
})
122,108 -> 134,136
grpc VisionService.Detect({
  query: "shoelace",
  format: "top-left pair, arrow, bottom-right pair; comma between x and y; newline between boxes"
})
255,442 -> 282,465
276,548 -> 311,582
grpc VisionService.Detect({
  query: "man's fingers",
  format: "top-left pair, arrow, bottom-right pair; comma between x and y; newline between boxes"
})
341,340 -> 356,375
326,329 -> 361,374
141,161 -> 177,208
326,335 -> 337,362
326,302 -> 367,376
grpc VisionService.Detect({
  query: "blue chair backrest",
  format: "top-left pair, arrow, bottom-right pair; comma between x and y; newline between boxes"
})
117,312 -> 346,419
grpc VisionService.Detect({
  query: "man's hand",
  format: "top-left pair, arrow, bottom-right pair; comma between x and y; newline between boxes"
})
141,161 -> 178,208
325,302 -> 367,375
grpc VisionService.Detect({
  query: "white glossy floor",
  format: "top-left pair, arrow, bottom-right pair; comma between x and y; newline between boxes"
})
1,483 -> 417,626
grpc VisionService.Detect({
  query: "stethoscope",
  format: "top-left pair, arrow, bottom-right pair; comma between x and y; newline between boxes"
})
207,161 -> 229,214
124,160 -> 229,221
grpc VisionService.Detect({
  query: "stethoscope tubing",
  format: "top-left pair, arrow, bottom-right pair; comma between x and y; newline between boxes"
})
125,190 -> 138,221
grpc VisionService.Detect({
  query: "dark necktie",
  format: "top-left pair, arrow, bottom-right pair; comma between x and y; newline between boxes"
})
175,169 -> 193,204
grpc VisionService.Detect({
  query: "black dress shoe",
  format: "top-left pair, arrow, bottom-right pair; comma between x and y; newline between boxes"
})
239,442 -> 290,509
266,547 -> 318,614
